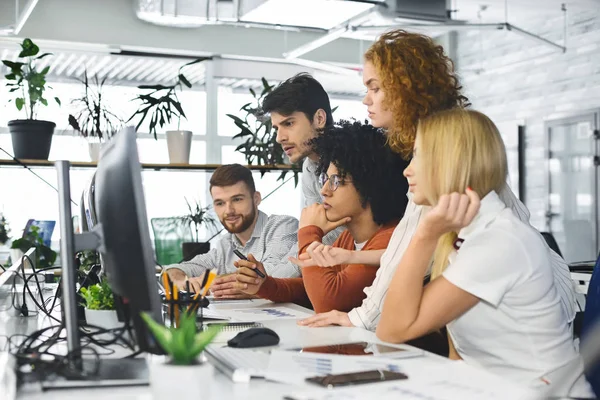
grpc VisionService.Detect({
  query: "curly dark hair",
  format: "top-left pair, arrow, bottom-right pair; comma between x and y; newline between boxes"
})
310,120 -> 410,225
365,29 -> 470,158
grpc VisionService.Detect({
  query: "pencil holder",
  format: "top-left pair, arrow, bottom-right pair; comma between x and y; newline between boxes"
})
160,294 -> 209,328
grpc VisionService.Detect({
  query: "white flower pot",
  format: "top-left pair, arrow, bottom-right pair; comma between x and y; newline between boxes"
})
87,142 -> 107,162
84,308 -> 124,340
166,130 -> 192,164
149,359 -> 214,399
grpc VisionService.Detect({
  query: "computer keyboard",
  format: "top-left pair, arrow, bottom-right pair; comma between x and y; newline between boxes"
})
205,345 -> 270,383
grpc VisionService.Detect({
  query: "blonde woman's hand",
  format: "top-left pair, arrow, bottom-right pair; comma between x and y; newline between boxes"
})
289,242 -> 353,268
419,189 -> 481,240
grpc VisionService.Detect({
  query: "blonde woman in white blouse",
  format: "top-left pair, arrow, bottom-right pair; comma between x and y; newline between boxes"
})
375,109 -> 592,397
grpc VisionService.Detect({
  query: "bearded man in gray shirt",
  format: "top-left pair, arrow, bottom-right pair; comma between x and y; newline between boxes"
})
166,164 -> 299,296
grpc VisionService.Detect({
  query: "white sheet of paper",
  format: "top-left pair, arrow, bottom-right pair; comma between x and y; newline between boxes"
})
283,360 -> 531,400
265,350 -> 408,385
211,304 -> 313,322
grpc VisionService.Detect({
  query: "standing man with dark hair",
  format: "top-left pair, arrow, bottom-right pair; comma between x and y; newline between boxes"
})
262,73 -> 343,245
165,164 -> 299,294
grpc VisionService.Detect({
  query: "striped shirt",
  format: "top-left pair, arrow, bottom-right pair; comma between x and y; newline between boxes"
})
347,185 -> 577,331
164,211 -> 301,278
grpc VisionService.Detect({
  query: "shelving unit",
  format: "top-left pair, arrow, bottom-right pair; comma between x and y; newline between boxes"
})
0,159 -> 293,172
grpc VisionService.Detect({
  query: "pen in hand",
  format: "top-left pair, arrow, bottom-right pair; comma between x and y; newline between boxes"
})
233,249 -> 266,278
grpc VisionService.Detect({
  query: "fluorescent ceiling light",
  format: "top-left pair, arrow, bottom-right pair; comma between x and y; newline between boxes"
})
242,0 -> 373,30
291,58 -> 360,76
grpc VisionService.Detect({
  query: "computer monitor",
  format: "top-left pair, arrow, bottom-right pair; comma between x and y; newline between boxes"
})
52,127 -> 162,388
94,127 -> 162,352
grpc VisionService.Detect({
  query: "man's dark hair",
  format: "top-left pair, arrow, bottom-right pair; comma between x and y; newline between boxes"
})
262,73 -> 333,126
210,164 -> 256,193
310,121 -> 410,225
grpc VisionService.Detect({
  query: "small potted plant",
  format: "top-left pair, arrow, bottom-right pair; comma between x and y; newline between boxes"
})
142,311 -> 221,399
10,225 -> 56,269
0,214 -> 10,247
181,198 -> 219,261
68,71 -> 124,162
79,279 -> 123,339
2,38 -> 61,160
128,58 -> 204,164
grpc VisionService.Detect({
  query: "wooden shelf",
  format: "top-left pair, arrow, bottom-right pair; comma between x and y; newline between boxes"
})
0,159 -> 293,171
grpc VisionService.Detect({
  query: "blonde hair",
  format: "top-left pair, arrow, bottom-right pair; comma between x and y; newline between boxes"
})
417,109 -> 508,279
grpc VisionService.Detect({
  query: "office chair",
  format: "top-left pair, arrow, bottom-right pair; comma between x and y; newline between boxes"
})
581,251 -> 600,396
541,231 -> 563,258
150,217 -> 193,266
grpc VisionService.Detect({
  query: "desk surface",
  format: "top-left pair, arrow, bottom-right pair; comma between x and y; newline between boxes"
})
3,296 -> 526,400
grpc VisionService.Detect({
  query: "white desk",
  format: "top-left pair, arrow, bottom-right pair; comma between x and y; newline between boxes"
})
5,298 -> 522,400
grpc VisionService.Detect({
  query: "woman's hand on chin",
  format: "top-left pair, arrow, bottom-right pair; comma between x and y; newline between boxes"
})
419,189 -> 481,240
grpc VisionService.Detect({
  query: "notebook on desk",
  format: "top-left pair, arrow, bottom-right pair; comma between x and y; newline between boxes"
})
204,321 -> 264,343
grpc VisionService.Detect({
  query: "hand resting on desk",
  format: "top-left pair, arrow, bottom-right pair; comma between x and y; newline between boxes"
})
212,272 -> 258,299
298,310 -> 353,328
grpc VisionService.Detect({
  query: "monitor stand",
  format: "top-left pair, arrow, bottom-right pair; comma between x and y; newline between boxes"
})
41,358 -> 148,390
51,161 -> 150,389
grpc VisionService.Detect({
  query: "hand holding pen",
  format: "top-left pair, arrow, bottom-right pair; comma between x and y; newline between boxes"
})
233,253 -> 268,296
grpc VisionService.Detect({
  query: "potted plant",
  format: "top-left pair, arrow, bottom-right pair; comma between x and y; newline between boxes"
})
141,311 -> 221,399
181,198 -> 219,261
68,71 -> 124,162
227,78 -> 302,186
10,225 -> 56,269
2,38 -> 61,160
79,279 -> 123,339
0,214 -> 10,246
128,58 -> 204,164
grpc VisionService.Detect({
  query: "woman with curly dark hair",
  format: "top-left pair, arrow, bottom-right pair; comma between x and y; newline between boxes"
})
297,31 -> 576,359
232,120 -> 409,314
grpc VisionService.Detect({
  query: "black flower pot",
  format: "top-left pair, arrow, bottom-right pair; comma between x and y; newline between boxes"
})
182,242 -> 210,261
8,119 -> 56,160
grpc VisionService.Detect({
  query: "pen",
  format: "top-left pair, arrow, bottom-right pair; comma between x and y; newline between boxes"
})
233,249 -> 266,278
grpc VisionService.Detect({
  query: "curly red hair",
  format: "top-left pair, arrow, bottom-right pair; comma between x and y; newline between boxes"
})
365,29 -> 469,158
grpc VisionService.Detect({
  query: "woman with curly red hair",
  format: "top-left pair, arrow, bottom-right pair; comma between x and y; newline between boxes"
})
296,30 -> 576,357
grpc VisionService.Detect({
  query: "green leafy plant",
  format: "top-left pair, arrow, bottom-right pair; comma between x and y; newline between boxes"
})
68,71 -> 124,141
128,58 -> 205,140
182,198 -> 219,242
227,78 -> 301,186
77,250 -> 100,271
2,38 -> 60,119
79,279 -> 115,310
141,311 -> 221,365
0,214 -> 10,244
10,225 -> 56,269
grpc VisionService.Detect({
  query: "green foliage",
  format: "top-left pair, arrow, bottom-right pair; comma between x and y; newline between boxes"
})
10,225 -> 56,269
183,198 -> 219,242
227,78 -> 301,186
141,311 -> 222,365
79,279 -> 115,310
77,250 -> 100,271
2,38 -> 60,120
0,215 -> 10,244
128,58 -> 205,140
68,71 -> 124,141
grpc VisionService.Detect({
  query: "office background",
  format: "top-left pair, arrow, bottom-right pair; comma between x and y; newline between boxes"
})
0,0 -> 599,263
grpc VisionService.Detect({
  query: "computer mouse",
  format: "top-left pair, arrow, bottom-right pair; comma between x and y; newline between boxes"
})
227,327 -> 280,348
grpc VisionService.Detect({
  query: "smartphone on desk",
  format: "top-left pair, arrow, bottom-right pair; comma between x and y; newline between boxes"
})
306,370 -> 407,388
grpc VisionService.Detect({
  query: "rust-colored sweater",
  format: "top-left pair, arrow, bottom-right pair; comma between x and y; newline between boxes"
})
256,222 -> 397,313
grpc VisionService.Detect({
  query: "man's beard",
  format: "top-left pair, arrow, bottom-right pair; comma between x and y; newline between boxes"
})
221,206 -> 257,234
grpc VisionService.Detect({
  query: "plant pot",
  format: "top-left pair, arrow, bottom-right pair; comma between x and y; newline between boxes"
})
84,308 -> 124,340
8,119 -> 56,160
149,360 -> 213,399
166,130 -> 192,164
182,242 -> 210,261
87,141 -> 107,162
